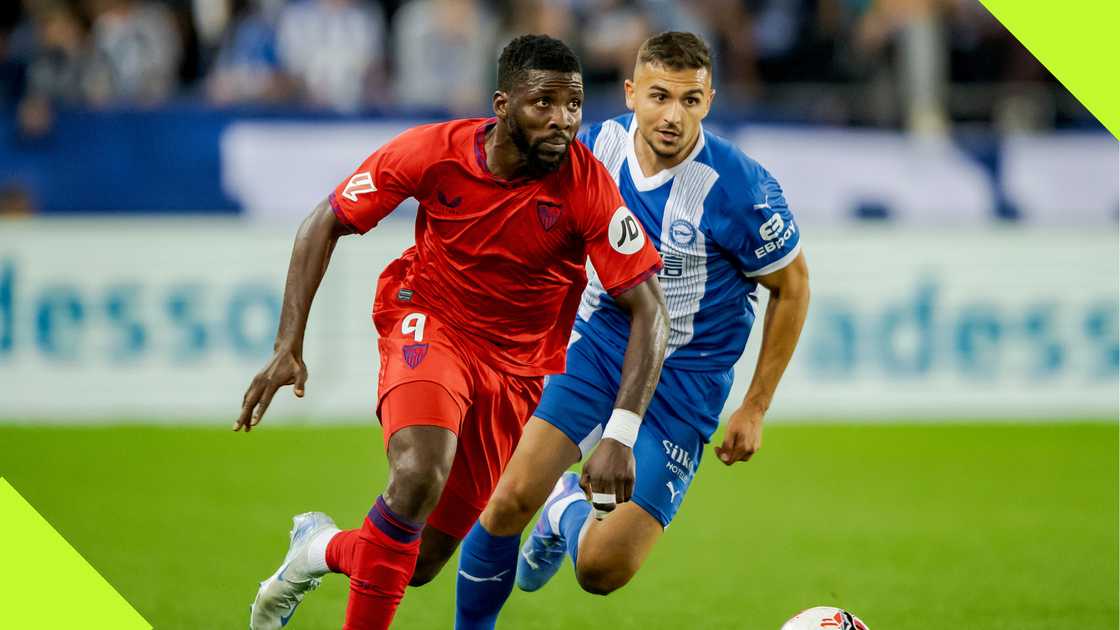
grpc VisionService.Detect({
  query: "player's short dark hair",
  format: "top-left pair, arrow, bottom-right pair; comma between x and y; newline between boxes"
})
497,34 -> 581,93
637,31 -> 712,72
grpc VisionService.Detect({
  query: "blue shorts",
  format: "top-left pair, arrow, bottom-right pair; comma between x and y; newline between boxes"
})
534,331 -> 733,527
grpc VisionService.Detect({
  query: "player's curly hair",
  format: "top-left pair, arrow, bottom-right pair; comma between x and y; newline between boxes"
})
497,34 -> 581,93
638,31 -> 712,72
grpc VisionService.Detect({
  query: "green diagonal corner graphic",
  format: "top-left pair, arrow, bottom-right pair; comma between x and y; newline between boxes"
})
979,0 -> 1120,139
0,478 -> 151,629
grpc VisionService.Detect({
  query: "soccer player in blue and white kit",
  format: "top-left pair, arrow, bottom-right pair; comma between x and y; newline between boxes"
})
454,32 -> 810,628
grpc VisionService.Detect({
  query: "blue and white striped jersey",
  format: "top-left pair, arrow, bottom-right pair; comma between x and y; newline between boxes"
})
574,113 -> 801,372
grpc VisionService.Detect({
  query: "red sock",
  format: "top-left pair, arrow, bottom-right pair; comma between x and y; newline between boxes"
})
326,529 -> 360,575
327,497 -> 423,630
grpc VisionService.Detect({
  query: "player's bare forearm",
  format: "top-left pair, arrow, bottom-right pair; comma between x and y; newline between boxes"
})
715,251 -> 808,463
611,275 -> 670,415
234,200 -> 350,432
742,251 -> 810,414
274,199 -> 350,355
580,275 -> 668,510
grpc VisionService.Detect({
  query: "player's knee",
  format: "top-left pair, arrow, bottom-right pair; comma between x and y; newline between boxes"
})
575,559 -> 635,596
485,482 -> 540,530
386,460 -> 449,518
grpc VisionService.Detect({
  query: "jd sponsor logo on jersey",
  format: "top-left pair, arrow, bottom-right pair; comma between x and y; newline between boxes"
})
342,171 -> 376,202
669,219 -> 697,246
755,218 -> 797,259
608,206 -> 644,254
536,200 -> 563,231
662,439 -> 695,482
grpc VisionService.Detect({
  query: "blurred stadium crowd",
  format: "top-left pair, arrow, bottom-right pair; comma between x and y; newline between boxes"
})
0,0 -> 1093,132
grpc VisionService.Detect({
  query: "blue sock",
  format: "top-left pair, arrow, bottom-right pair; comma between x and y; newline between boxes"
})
558,498 -> 592,565
455,521 -> 521,630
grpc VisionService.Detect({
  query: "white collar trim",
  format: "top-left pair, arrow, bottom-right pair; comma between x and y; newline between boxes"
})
624,116 -> 706,192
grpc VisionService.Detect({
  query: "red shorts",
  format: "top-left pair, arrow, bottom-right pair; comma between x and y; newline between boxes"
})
372,263 -> 544,539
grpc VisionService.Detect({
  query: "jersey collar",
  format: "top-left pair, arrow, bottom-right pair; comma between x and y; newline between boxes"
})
473,118 -> 537,188
624,115 -> 706,192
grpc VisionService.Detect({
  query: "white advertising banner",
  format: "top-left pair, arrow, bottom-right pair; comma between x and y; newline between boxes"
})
0,220 -> 1116,422
221,121 -> 1119,226
221,121 -> 425,222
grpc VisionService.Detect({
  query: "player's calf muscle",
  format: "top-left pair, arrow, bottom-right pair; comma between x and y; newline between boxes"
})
410,528 -> 460,586
575,558 -> 636,595
575,540 -> 645,595
409,554 -> 451,587
575,504 -> 660,594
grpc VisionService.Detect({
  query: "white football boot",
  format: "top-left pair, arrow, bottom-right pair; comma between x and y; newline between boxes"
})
249,512 -> 339,629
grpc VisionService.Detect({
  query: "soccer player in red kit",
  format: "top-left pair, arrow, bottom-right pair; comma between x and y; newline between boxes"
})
236,35 -> 669,630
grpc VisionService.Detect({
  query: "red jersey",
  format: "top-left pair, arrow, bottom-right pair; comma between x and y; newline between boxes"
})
330,118 -> 662,376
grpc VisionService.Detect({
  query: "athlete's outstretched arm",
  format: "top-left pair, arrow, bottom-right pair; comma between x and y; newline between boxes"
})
581,275 -> 669,512
235,199 -> 353,431
715,250 -> 810,464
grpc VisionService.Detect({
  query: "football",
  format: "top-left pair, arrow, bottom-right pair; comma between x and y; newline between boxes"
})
781,607 -> 870,630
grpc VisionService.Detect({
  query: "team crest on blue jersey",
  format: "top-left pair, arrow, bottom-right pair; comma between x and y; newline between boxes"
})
669,219 -> 697,246
536,200 -> 563,231
402,343 -> 429,369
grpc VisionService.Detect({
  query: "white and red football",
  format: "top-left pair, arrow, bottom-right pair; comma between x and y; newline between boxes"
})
780,607 -> 869,630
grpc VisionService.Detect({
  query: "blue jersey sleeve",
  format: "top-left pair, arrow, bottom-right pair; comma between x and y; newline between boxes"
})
710,157 -> 801,277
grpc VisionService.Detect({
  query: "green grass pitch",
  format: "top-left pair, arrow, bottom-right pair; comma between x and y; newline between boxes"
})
1,422 -> 1116,629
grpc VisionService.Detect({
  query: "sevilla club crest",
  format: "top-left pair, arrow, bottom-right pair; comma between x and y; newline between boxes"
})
402,343 -> 429,369
536,201 -> 563,231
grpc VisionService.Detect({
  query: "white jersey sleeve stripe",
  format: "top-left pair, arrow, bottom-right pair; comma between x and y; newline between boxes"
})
592,120 -> 629,182
659,161 -> 720,357
577,263 -> 606,323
